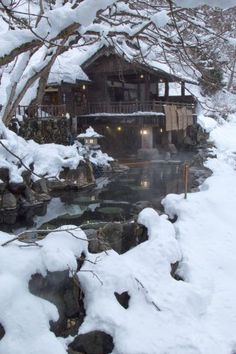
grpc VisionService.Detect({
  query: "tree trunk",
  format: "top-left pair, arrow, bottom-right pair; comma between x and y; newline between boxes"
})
2,41 -> 67,126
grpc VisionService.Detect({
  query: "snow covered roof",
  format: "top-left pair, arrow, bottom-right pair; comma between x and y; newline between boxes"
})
81,43 -> 198,85
48,60 -> 89,85
48,42 -> 105,85
49,41 -> 197,86
77,126 -> 103,139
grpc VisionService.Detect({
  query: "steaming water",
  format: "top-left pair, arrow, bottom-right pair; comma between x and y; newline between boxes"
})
0,153 -> 194,233
33,153 -> 193,230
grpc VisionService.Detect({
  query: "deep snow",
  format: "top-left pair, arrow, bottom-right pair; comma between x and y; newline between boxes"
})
2,113 -> 236,354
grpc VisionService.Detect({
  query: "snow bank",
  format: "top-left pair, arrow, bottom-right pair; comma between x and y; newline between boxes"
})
162,113 -> 236,354
78,209 -> 213,354
0,122 -> 112,182
0,208 -> 182,354
0,226 -> 88,354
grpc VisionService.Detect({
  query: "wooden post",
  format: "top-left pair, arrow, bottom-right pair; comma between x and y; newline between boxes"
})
156,82 -> 159,99
165,80 -> 169,99
183,163 -> 189,199
181,81 -> 185,97
145,74 -> 150,100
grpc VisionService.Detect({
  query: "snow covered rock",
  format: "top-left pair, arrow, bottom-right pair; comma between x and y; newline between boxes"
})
29,269 -> 85,337
69,331 -> 114,354
0,226 -> 88,354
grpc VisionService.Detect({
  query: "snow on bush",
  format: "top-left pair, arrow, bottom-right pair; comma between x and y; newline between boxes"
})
0,121 -> 112,183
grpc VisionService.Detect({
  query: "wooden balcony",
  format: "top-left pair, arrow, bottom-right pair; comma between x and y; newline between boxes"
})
15,101 -> 195,122
77,100 -> 195,116
15,104 -> 66,119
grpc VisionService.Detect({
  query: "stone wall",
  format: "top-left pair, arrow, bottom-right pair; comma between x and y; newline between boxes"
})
11,118 -> 73,145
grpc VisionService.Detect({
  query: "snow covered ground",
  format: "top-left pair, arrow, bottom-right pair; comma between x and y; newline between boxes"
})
77,115 -> 236,354
1,113 -> 236,354
163,114 -> 236,354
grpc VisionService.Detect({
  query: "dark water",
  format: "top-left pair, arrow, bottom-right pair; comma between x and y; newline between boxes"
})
29,154 -> 193,231
0,153 -> 194,233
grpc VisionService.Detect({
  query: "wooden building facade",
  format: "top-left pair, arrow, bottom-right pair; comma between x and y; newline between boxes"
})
16,47 -> 197,155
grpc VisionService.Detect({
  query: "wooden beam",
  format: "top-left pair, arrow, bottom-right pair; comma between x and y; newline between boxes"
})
165,81 -> 169,98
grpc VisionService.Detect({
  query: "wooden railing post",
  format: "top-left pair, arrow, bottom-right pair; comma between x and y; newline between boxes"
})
183,163 -> 189,199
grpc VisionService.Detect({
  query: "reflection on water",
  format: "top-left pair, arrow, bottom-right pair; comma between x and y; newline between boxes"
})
33,155 -> 192,230
3,154 -> 194,232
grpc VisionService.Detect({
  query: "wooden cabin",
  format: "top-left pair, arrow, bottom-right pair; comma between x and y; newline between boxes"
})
17,46 -> 197,156
75,48 -> 196,156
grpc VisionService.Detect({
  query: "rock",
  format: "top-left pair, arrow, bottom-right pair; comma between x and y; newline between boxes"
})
97,222 -> 143,254
47,179 -> 69,191
84,229 -> 102,253
29,270 -> 85,337
23,186 -> 38,203
33,179 -> 48,194
0,180 -> 6,192
59,161 -> 95,189
2,210 -> 17,224
2,192 -> 17,209
0,167 -> 9,182
171,261 -> 184,281
98,222 -> 123,253
69,331 -> 114,354
114,291 -> 130,309
135,224 -> 148,244
97,206 -> 125,221
67,348 -> 84,354
21,169 -> 32,185
8,181 -> 26,194
47,176 -> 95,192
37,193 -> 51,203
0,323 -> 5,340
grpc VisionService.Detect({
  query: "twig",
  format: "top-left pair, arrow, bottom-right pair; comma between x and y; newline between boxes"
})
80,269 -> 103,285
69,264 -> 103,286
0,139 -> 42,179
0,226 -> 87,246
135,277 -> 161,311
18,243 -> 42,248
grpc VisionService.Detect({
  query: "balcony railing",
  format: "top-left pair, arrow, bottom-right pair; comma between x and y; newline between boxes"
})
15,100 -> 195,120
77,100 -> 195,116
15,104 -> 66,119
